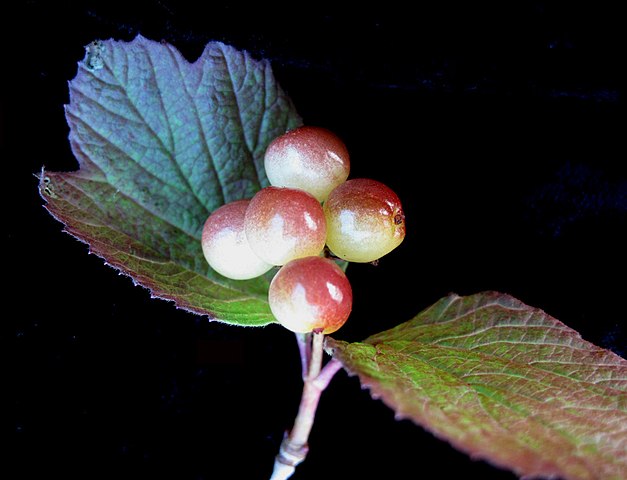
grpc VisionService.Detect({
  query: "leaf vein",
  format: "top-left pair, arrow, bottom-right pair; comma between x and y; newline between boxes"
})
75,73 -> 210,219
427,298 -> 532,327
432,323 -> 572,346
465,339 -> 595,352
66,113 -> 201,239
144,44 -> 207,210
181,49 -> 229,205
223,50 -> 254,155
161,43 -> 214,213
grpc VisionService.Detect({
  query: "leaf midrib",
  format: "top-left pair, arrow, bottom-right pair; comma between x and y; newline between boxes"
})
369,341 -> 625,405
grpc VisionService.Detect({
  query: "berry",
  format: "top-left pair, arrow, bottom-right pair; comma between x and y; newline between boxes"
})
264,126 -> 350,202
269,256 -> 353,334
245,186 -> 327,266
201,200 -> 273,280
324,178 -> 406,263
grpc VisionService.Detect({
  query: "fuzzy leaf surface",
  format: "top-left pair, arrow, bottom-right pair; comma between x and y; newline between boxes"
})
40,36 -> 302,325
327,291 -> 627,479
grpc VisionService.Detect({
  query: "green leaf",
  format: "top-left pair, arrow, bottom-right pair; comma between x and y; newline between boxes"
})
327,291 -> 627,480
39,36 -> 302,326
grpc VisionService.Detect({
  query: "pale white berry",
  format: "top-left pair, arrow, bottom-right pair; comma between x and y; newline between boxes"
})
201,200 -> 273,280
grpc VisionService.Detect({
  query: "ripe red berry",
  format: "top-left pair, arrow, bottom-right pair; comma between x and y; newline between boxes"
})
245,186 -> 327,266
269,256 -> 353,334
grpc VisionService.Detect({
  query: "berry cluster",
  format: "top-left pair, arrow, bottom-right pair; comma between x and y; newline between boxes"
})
201,126 -> 405,334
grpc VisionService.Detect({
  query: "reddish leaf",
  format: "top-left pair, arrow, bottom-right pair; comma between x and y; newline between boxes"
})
327,291 -> 627,479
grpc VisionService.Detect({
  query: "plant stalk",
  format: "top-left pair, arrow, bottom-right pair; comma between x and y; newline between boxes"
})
269,333 -> 342,480
295,332 -> 311,381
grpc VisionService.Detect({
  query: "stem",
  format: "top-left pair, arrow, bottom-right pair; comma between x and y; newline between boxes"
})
295,332 -> 311,381
313,358 -> 343,391
270,333 -> 340,480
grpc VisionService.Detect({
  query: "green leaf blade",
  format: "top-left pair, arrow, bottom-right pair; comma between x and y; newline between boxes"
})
327,292 -> 627,479
40,36 -> 302,325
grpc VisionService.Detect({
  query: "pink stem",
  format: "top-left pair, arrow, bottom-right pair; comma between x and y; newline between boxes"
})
295,332 -> 311,381
270,333 -> 342,480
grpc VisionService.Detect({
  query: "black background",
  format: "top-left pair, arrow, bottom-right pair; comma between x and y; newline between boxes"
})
8,2 -> 625,479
